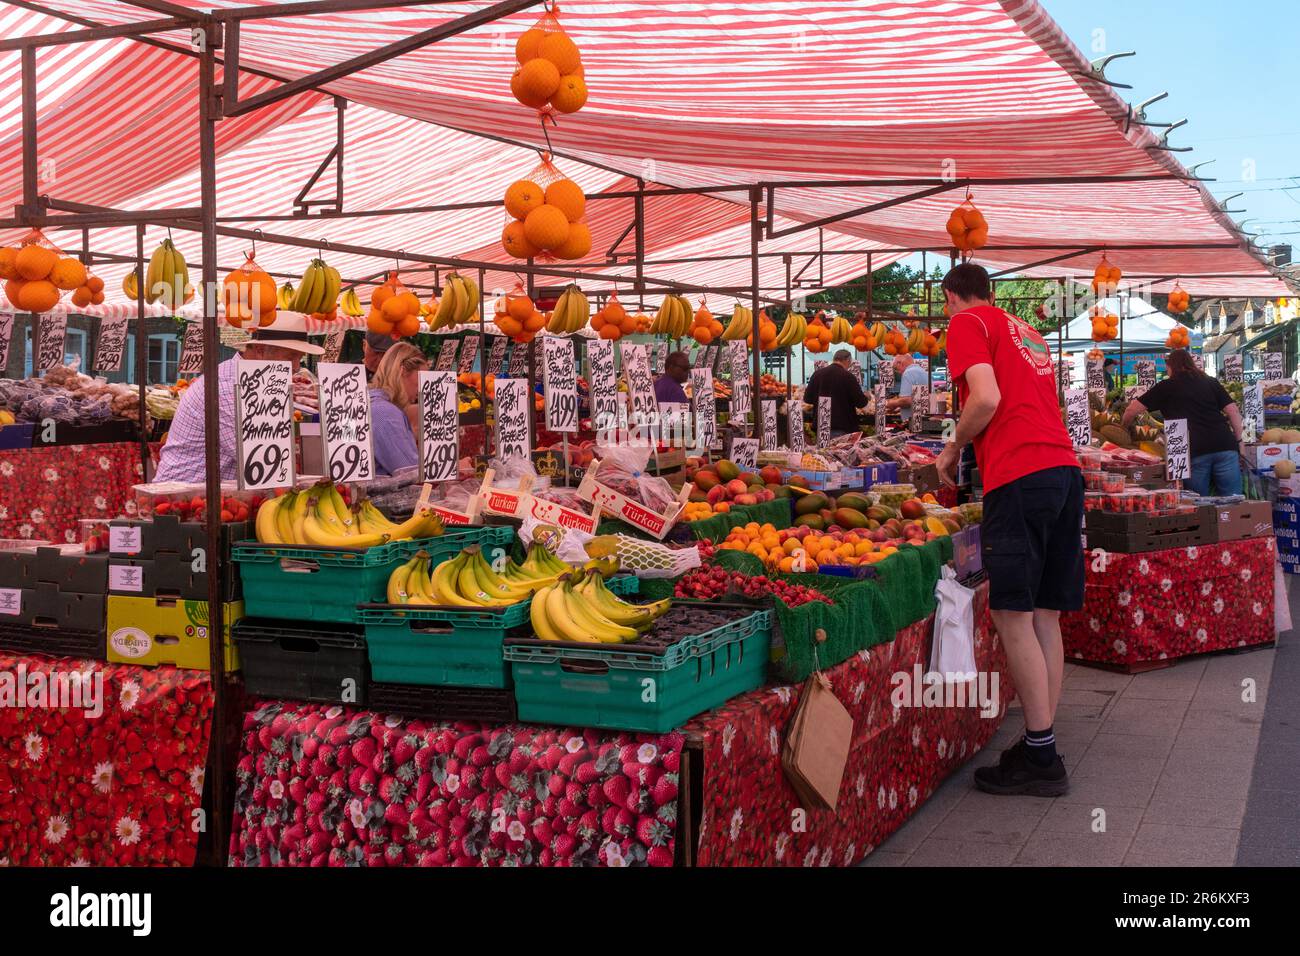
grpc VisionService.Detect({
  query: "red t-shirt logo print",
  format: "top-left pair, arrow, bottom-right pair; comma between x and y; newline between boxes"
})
1008,318 -> 1054,374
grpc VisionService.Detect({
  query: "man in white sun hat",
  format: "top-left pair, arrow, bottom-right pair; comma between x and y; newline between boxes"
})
154,314 -> 323,483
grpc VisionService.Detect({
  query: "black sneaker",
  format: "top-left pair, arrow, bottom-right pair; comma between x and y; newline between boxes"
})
974,743 -> 1069,797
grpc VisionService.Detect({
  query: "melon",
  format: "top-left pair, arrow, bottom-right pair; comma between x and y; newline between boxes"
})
1275,460 -> 1296,479
1261,428 -> 1285,444
1098,424 -> 1133,448
1282,430 -> 1300,444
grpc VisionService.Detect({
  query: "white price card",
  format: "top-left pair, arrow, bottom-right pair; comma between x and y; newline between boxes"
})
0,310 -> 13,368
761,400 -> 778,451
691,368 -> 716,451
701,345 -> 718,371
1265,352 -> 1284,379
494,377 -> 532,462
321,329 -> 346,364
318,362 -> 375,484
36,312 -> 68,371
177,320 -> 205,376
650,341 -> 669,374
436,337 -> 459,371
489,335 -> 509,375
587,338 -> 619,436
659,402 -> 689,448
418,370 -> 459,482
1165,418 -> 1190,481
1136,360 -> 1156,391
817,395 -> 832,446
1244,381 -> 1264,440
108,524 -> 142,554
730,437 -> 759,471
874,384 -> 886,432
0,587 -> 20,616
787,401 -> 805,453
459,334 -> 481,375
1086,357 -> 1105,394
542,336 -> 579,433
234,359 -> 296,491
93,315 -> 130,373
621,343 -> 657,425
909,385 -> 929,433
1064,389 -> 1091,448
108,563 -> 144,593
878,361 -> 894,390
728,341 -> 751,419
1224,354 -> 1243,383
507,341 -> 529,377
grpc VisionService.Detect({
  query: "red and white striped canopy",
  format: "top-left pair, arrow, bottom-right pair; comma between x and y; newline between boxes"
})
1,0 -> 1289,309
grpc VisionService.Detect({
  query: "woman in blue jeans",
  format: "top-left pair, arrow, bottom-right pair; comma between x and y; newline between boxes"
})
1122,349 -> 1243,495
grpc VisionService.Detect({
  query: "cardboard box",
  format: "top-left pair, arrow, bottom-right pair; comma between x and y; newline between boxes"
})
1249,443 -> 1289,474
952,524 -> 982,580
0,581 -> 104,631
859,462 -> 900,488
1274,525 -> 1299,548
1272,497 -> 1300,526
105,595 -> 242,670
902,463 -> 942,496
1202,501 -> 1274,542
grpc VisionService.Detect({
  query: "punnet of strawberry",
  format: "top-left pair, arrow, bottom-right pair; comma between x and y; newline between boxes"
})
674,566 -> 833,608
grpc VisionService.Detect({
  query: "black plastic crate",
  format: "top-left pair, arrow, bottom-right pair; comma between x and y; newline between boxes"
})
368,681 -> 517,724
0,621 -> 105,661
233,618 -> 369,706
1084,510 -> 1204,535
30,419 -> 140,447
1085,527 -> 1209,555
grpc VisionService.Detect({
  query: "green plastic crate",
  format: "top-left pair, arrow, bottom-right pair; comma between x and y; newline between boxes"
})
503,608 -> 770,732
233,525 -> 514,624
359,574 -> 639,689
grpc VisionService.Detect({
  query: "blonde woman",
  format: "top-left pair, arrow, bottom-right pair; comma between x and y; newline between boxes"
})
369,341 -> 428,476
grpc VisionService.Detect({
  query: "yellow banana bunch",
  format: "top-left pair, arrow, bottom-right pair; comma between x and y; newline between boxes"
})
144,238 -> 189,308
122,269 -> 139,301
774,312 -> 807,349
906,327 -> 927,353
869,322 -> 886,342
721,303 -> 754,341
829,315 -> 852,344
430,272 -> 480,330
547,284 -> 590,334
531,569 -> 670,643
340,288 -> 364,317
253,483 -> 443,548
277,282 -> 296,310
398,543 -> 563,607
290,258 -> 341,315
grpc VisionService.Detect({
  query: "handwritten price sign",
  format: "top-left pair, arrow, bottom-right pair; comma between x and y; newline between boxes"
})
177,321 -> 205,376
1265,352 -> 1284,379
436,337 -> 459,371
0,311 -> 13,369
318,363 -> 375,483
1165,418 -> 1190,481
459,334 -> 481,375
93,314 -> 130,373
1136,360 -> 1156,391
1086,357 -> 1105,395
418,370 -> 459,482
910,385 -> 929,433
507,341 -> 529,377
878,361 -> 894,390
542,336 -> 579,433
691,368 -> 716,451
321,329 -> 345,363
761,400 -> 778,451
874,384 -> 886,432
494,377 -> 531,462
489,335 -> 509,375
622,343 -> 657,423
587,338 -> 619,435
36,312 -> 68,372
1224,354 -> 1243,383
730,437 -> 759,470
816,395 -> 831,445
787,401 -> 805,453
1065,389 -> 1091,448
235,359 -> 295,491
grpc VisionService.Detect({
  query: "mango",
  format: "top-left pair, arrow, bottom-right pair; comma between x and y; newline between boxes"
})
833,508 -> 869,529
836,492 -> 872,513
794,492 -> 829,516
716,459 -> 740,482
794,514 -> 825,531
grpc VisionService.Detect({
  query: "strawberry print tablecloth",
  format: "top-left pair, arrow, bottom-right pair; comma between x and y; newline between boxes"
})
228,707 -> 684,867
683,581 -> 1013,866
0,442 -> 144,543
1061,536 -> 1275,667
0,653 -> 214,866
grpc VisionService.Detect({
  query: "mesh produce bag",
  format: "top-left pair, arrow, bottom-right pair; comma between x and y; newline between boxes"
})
501,155 -> 589,263
584,534 -> 701,578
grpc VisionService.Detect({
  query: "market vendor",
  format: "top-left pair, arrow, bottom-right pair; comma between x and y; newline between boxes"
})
369,341 -> 427,476
154,316 -> 323,483
885,352 -> 930,422
654,350 -> 690,405
936,263 -> 1081,799
1122,348 -> 1242,495
803,349 -> 869,438
363,330 -> 394,380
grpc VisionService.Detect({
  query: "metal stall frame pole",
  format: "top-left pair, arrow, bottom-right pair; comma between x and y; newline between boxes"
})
784,253 -> 792,407
197,23 -> 228,866
135,226 -> 149,475
634,181 -> 646,313
750,186 -> 762,433
1056,277 -> 1065,403
478,266 -> 489,461
864,252 -> 873,387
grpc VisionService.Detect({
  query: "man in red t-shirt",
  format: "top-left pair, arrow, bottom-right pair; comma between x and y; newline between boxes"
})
937,263 -> 1082,798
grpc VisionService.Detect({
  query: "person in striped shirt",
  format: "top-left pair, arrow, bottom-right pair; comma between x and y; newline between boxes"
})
154,324 -> 322,483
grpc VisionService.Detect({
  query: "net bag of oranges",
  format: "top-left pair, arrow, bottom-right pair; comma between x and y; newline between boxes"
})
0,229 -> 90,314
1167,283 -> 1190,314
945,194 -> 989,254
494,282 -> 547,343
366,272 -> 423,339
511,3 -> 588,117
502,155 -> 591,261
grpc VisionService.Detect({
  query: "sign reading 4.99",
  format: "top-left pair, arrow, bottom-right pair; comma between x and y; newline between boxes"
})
318,363 -> 374,483
235,359 -> 295,491
542,336 -> 579,433
418,370 -> 459,482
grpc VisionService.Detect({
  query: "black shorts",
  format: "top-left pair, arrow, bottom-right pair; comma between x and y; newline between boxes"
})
981,465 -> 1085,613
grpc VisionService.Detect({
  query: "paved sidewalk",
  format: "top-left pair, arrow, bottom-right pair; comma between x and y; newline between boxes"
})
864,579 -> 1292,867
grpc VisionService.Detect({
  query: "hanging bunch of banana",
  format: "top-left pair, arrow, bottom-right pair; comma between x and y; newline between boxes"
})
545,284 -> 591,334
144,238 -> 190,308
828,314 -> 853,344
429,271 -> 480,330
720,303 -> 754,341
339,288 -> 365,317
772,311 -> 808,349
650,294 -> 692,337
289,258 -> 342,315
868,321 -> 886,343
905,326 -> 927,354
253,482 -> 444,548
277,282 -> 296,310
122,269 -> 140,301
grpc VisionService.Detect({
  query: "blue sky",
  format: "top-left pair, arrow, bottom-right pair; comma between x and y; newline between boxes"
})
1043,0 -> 1300,254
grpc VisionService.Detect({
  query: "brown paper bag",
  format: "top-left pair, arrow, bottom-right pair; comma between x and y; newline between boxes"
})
782,671 -> 854,812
